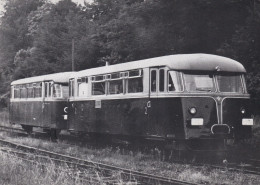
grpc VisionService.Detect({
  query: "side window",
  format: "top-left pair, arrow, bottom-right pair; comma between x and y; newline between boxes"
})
151,70 -> 157,92
34,82 -> 42,98
127,69 -> 143,93
20,85 -> 27,98
159,69 -> 165,92
44,82 -> 48,97
168,71 -> 183,92
53,84 -> 62,98
62,85 -> 69,98
78,77 -> 88,97
108,73 -> 123,95
14,85 -> 20,99
27,83 -> 34,98
92,75 -> 106,95
44,82 -> 51,98
11,86 -> 14,99
69,79 -> 75,97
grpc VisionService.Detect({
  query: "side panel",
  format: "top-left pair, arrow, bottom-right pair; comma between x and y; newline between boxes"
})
10,100 -> 68,129
68,97 -> 185,140
10,101 -> 43,126
69,98 -> 149,136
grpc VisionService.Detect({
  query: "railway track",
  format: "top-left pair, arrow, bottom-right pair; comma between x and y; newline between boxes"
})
0,137 -> 195,185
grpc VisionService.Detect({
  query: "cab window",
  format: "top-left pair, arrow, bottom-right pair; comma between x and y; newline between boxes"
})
168,71 -> 183,92
183,73 -> 214,92
216,74 -> 243,93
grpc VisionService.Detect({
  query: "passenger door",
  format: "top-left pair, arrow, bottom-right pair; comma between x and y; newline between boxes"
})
147,68 -> 166,136
42,81 -> 52,127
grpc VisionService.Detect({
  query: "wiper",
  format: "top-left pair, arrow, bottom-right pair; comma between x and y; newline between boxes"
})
195,88 -> 212,92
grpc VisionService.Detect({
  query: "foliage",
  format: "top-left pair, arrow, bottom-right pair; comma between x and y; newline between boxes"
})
0,0 -> 260,105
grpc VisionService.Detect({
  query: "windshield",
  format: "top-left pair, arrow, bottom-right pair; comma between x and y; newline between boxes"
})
216,74 -> 243,93
183,73 -> 215,92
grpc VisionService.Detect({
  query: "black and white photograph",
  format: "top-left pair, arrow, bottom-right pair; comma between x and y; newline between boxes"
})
0,0 -> 260,184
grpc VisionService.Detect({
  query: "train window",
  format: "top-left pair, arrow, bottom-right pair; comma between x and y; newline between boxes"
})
128,77 -> 143,93
92,82 -> 106,95
62,85 -> 69,98
44,83 -> 48,97
20,85 -> 27,98
183,73 -> 214,92
216,74 -> 243,93
34,82 -> 42,98
159,69 -> 165,92
111,73 -> 120,79
14,85 -> 20,98
69,79 -> 75,97
44,82 -> 51,98
168,71 -> 183,92
108,79 -> 123,94
82,77 -> 88,83
53,84 -> 62,98
11,86 -> 14,99
129,69 -> 142,77
151,70 -> 157,92
95,75 -> 104,81
78,77 -> 88,97
27,83 -> 34,98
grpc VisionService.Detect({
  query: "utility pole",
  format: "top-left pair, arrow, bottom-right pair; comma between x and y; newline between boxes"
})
72,39 -> 75,71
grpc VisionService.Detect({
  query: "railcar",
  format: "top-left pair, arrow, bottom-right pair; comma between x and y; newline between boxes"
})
10,72 -> 75,137
67,54 -> 253,150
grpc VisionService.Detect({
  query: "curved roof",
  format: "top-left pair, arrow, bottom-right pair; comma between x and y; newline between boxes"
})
11,72 -> 76,85
74,54 -> 246,78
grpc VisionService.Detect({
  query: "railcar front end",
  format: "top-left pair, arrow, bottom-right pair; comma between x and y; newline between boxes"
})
171,72 -> 253,150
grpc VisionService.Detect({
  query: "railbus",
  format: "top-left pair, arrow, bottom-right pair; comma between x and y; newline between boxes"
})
10,72 -> 75,138
67,54 -> 253,150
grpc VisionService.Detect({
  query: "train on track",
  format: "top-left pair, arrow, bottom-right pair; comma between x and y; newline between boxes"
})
9,54 -> 254,150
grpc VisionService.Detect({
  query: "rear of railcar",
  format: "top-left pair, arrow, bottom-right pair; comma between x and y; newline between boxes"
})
9,72 -> 74,134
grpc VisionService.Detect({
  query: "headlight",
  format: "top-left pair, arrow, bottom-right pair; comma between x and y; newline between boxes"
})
241,108 -> 246,114
189,107 -> 197,115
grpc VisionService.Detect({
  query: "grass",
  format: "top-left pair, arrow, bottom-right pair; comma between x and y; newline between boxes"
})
0,151 -> 92,185
0,108 -> 9,126
0,149 -> 138,185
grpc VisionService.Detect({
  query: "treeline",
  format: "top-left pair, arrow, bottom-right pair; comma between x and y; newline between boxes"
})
0,0 -> 260,108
